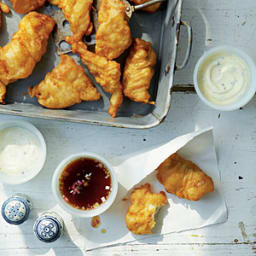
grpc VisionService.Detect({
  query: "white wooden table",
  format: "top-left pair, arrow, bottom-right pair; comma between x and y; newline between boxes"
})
1,0 -> 256,255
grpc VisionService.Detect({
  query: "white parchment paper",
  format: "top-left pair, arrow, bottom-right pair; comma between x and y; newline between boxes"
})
56,128 -> 227,250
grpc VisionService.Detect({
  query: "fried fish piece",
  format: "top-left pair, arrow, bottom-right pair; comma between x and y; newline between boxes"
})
71,41 -> 123,117
0,2 -> 10,14
49,0 -> 93,42
95,0 -> 132,60
130,0 -> 161,13
123,38 -> 156,103
10,0 -> 46,14
0,1 -> 10,28
157,153 -> 214,201
125,183 -> 168,235
0,82 -> 5,102
0,12 -> 55,103
28,55 -> 100,108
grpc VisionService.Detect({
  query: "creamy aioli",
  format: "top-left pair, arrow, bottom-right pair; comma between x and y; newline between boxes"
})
198,52 -> 251,105
0,127 -> 42,176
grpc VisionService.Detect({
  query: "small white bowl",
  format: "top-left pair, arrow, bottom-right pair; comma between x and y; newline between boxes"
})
0,120 -> 47,184
194,46 -> 256,111
52,153 -> 118,218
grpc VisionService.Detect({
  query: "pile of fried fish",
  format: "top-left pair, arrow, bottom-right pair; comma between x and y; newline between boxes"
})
0,0 -> 162,117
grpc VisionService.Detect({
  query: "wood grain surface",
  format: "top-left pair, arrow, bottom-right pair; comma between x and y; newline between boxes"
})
1,0 -> 256,255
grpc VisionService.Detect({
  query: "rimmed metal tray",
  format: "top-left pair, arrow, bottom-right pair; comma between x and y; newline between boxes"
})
0,0 -> 191,129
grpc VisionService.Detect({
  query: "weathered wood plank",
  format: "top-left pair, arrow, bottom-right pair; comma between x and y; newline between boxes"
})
0,243 -> 254,256
0,92 -> 256,255
1,0 -> 256,254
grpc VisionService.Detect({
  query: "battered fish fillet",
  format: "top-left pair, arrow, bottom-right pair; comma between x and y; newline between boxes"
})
10,0 -> 46,14
130,0 -> 161,13
0,0 -> 9,98
123,38 -> 156,103
0,12 -> 55,103
49,0 -> 93,42
157,153 -> 214,201
71,41 -> 123,117
125,183 -> 168,235
28,55 -> 100,108
0,2 -> 10,14
96,0 -> 132,60
0,2 -> 10,28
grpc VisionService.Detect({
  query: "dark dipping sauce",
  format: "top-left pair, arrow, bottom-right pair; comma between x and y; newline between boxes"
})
59,157 -> 112,210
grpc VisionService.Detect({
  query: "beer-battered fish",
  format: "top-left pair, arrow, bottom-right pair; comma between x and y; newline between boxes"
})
157,153 -> 214,201
49,0 -> 93,42
71,41 -> 123,117
0,12 -> 55,103
130,0 -> 161,12
96,0 -> 132,60
0,2 -> 10,14
10,0 -> 46,14
125,183 -> 168,235
0,2 -> 10,28
28,55 -> 100,108
123,38 -> 156,103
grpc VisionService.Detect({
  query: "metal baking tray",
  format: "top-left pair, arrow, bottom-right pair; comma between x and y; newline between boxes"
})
0,0 -> 191,129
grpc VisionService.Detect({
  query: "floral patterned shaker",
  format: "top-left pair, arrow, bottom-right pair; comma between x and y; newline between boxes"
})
1,194 -> 32,225
33,211 -> 64,243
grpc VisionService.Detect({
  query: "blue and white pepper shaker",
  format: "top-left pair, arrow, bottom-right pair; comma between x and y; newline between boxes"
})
1,194 -> 32,225
33,211 -> 64,243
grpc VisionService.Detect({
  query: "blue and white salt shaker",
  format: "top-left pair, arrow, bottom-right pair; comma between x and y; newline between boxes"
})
33,211 -> 64,243
1,194 -> 32,225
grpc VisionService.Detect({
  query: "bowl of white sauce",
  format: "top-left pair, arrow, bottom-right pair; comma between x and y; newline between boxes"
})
0,120 -> 46,184
194,46 -> 256,110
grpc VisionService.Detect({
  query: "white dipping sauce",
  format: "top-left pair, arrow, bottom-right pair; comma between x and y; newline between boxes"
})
0,127 -> 42,176
198,52 -> 251,105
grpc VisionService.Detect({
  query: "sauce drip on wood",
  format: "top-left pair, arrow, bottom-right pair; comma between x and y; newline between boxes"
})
59,157 -> 112,210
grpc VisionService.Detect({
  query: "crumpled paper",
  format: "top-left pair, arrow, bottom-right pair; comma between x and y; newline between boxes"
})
56,128 -> 227,251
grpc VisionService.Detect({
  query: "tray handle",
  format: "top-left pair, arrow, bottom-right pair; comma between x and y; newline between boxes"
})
134,0 -> 166,11
175,20 -> 192,70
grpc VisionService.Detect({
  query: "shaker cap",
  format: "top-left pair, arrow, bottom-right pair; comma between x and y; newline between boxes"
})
1,195 -> 31,225
33,214 -> 63,243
